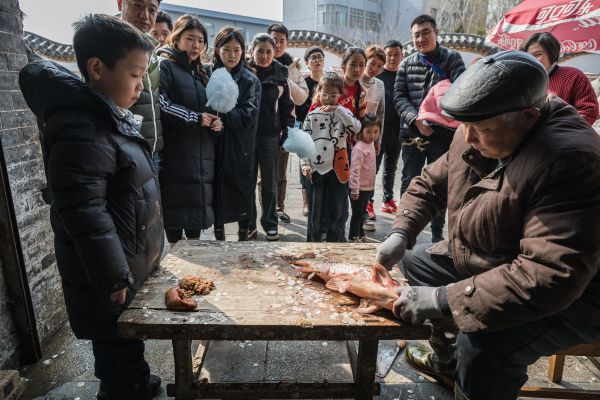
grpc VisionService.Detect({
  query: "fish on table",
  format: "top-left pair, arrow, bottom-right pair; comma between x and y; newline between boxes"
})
281,256 -> 406,314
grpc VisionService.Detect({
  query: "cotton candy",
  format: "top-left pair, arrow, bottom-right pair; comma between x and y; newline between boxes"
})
283,126 -> 317,159
206,68 -> 239,113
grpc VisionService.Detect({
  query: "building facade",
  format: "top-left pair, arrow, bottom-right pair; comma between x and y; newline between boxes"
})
284,0 -> 429,45
160,3 -> 280,49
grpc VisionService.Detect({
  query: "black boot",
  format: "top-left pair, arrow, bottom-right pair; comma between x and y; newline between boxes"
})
214,227 -> 225,241
238,229 -> 248,241
431,226 -> 444,243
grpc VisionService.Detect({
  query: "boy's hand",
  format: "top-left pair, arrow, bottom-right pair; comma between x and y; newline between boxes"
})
415,120 -> 433,136
200,112 -> 220,128
350,191 -> 359,201
320,105 -> 337,113
110,288 -> 127,304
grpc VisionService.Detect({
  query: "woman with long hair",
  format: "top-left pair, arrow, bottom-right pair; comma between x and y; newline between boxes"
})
157,14 -> 222,245
211,27 -> 262,241
247,33 -> 294,241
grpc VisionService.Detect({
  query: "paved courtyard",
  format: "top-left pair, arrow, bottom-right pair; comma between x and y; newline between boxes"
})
21,154 -> 600,399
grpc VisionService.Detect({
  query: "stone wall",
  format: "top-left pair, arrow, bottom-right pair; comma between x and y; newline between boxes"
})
0,0 -> 66,368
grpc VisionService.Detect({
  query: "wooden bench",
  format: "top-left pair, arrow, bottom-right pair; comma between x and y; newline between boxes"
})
520,343 -> 600,399
117,241 -> 431,400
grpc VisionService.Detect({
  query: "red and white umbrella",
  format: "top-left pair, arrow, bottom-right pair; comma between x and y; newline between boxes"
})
487,0 -> 600,54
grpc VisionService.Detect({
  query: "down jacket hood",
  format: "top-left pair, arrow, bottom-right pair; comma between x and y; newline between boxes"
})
19,60 -> 145,143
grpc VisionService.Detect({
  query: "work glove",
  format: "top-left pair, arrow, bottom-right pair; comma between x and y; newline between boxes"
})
393,286 -> 444,325
375,232 -> 407,270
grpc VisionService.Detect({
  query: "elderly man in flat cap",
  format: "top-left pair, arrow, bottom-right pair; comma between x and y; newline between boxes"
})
376,50 -> 600,400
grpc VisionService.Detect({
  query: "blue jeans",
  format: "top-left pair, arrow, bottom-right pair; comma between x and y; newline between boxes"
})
250,135 -> 280,232
402,244 -> 600,400
400,132 -> 453,233
307,170 -> 348,242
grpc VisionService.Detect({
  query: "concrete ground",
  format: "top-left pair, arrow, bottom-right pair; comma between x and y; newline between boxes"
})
21,154 -> 600,399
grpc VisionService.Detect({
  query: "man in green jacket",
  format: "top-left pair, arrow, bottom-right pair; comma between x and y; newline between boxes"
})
119,0 -> 163,155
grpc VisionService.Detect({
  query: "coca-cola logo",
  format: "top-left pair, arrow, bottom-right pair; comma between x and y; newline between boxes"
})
562,38 -> 598,52
536,0 -> 595,24
497,34 -> 523,50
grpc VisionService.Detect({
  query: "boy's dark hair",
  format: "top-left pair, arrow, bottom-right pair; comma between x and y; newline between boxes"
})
73,14 -> 154,81
155,10 -> 173,31
304,46 -> 324,62
520,32 -> 561,64
361,113 -> 381,131
384,40 -> 403,51
411,14 -> 437,29
267,23 -> 289,39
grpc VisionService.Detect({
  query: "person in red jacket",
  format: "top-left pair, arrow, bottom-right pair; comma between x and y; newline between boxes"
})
521,32 -> 599,125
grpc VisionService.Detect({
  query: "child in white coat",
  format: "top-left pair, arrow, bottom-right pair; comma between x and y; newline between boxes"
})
302,72 -> 361,242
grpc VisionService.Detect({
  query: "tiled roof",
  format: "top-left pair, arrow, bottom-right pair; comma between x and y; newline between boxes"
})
403,33 -> 499,56
24,31 -> 75,61
288,30 -> 351,55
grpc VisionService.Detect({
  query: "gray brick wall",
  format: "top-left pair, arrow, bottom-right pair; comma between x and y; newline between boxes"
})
0,0 -> 67,368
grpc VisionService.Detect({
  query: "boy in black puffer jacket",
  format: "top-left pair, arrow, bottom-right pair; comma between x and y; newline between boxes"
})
19,15 -> 163,400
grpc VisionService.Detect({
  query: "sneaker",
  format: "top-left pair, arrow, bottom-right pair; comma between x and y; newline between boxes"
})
381,199 -> 398,214
266,230 -> 280,241
367,200 -> 376,220
362,220 -> 376,231
405,344 -> 454,389
248,228 -> 257,240
278,211 -> 291,223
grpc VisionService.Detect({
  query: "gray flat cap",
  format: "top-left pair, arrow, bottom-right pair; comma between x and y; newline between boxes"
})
441,50 -> 548,122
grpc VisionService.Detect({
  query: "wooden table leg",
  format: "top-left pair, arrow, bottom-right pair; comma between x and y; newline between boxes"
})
355,339 -> 379,400
172,339 -> 193,400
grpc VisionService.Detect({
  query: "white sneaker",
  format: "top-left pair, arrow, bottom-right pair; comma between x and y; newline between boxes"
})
362,220 -> 376,232
266,230 -> 280,241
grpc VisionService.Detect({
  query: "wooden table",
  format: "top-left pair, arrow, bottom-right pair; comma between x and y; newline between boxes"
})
117,241 -> 431,400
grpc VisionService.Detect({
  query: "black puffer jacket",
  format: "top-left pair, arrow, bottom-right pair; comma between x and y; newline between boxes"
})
212,63 -> 262,225
393,45 -> 465,140
250,60 -> 295,142
158,47 -> 217,230
19,60 -> 163,340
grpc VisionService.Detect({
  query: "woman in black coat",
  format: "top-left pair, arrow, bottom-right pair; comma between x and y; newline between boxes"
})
211,27 -> 262,241
247,33 -> 295,241
157,14 -> 222,244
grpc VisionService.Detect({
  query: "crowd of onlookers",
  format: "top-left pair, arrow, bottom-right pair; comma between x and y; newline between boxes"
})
138,6 -> 600,246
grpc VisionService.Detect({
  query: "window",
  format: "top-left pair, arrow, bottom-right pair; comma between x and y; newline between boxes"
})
369,0 -> 383,3
365,11 -> 381,32
350,8 -> 364,29
204,22 -> 215,38
318,4 -> 348,26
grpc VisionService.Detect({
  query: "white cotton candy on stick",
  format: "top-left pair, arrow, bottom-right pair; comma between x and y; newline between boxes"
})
205,67 -> 239,114
283,126 -> 317,159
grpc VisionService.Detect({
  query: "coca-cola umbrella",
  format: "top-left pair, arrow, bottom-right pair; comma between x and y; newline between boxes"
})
487,0 -> 600,54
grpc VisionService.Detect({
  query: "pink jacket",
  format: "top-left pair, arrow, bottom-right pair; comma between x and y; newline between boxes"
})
350,140 -> 376,192
417,79 -> 461,129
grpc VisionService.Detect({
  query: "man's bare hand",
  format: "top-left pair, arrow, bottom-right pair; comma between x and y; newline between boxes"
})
415,120 -> 433,136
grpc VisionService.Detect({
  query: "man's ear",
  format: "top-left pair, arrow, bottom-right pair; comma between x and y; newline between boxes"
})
87,57 -> 105,81
523,107 -> 541,129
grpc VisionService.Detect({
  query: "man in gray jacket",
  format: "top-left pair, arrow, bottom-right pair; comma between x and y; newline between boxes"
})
394,14 -> 465,242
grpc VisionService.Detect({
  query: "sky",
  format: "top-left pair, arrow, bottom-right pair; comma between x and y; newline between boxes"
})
19,0 -> 283,43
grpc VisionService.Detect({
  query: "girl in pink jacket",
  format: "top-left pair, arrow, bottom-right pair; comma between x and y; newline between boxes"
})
349,114 -> 380,241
